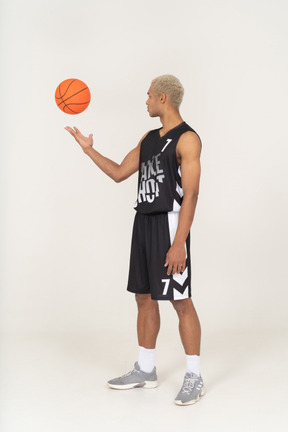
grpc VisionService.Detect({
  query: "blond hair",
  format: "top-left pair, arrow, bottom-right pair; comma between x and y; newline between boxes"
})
151,74 -> 184,109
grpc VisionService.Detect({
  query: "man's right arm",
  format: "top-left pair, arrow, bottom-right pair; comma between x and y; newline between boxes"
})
84,130 -> 150,183
64,126 -> 150,183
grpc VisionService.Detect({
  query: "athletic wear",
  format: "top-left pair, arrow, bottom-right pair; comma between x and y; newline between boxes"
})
107,361 -> 158,390
126,211 -> 191,300
174,372 -> 205,405
127,121 -> 201,301
186,354 -> 200,376
138,346 -> 155,373
133,121 -> 201,214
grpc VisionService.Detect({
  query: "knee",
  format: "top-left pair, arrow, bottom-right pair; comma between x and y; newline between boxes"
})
135,294 -> 158,310
170,298 -> 192,316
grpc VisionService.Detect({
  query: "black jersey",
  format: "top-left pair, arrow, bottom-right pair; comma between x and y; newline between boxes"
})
133,121 -> 201,214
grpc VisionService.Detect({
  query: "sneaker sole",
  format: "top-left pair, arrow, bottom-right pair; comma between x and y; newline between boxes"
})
174,385 -> 206,406
107,380 -> 158,390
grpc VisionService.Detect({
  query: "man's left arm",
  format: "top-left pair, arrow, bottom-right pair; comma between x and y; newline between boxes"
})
164,131 -> 202,276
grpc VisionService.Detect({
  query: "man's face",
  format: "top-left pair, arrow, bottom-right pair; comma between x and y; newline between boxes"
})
146,85 -> 162,117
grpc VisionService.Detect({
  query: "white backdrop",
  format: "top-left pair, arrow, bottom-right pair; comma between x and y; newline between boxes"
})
1,0 -> 287,337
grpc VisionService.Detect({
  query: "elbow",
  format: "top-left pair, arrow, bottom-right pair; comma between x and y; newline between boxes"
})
114,171 -> 129,183
113,167 -> 123,183
114,174 -> 123,183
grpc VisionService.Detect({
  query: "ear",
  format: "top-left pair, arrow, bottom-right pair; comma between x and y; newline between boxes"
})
160,93 -> 167,104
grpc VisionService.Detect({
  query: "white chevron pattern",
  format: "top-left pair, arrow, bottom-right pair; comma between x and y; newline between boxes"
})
173,286 -> 189,300
176,181 -> 183,197
172,266 -> 188,285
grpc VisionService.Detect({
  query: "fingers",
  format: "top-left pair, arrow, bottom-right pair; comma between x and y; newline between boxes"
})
64,126 -> 80,135
166,263 -> 177,276
166,262 -> 186,275
64,126 -> 75,135
166,264 -> 173,276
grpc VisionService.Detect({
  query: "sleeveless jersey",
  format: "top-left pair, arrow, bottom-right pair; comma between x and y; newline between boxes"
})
133,121 -> 201,214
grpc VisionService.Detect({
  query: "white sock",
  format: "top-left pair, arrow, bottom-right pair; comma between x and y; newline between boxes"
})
186,354 -> 200,376
138,346 -> 155,373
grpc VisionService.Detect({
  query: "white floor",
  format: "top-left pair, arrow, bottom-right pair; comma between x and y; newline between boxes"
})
0,328 -> 287,432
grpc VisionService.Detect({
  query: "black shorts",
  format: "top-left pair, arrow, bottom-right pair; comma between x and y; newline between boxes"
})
127,211 -> 192,301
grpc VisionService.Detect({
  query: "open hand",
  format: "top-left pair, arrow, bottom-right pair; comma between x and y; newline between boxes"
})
64,126 -> 93,152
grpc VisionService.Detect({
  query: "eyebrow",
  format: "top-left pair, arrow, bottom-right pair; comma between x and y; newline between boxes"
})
147,91 -> 150,95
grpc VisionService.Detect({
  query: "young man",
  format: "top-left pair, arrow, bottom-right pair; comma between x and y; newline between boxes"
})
64,74 -> 205,405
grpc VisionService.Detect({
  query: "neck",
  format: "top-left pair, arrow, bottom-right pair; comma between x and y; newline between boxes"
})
159,110 -> 184,133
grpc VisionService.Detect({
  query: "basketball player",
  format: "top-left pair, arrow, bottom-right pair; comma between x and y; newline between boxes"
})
64,74 -> 205,405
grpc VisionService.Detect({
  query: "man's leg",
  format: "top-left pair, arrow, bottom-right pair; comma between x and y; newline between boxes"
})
171,297 -> 205,405
170,297 -> 201,355
107,293 -> 160,389
135,293 -> 160,374
135,293 -> 160,348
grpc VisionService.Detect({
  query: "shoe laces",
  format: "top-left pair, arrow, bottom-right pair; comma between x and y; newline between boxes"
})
122,367 -> 138,378
182,376 -> 198,394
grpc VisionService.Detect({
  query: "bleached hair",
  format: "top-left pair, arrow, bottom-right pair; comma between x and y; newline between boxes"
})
151,74 -> 184,109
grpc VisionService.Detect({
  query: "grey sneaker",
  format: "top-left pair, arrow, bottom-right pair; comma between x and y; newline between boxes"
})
174,372 -> 205,405
107,361 -> 158,390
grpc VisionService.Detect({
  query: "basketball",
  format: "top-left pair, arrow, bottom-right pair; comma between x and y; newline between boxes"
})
55,78 -> 91,114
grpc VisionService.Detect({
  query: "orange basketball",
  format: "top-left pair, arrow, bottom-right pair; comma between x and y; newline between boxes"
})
55,78 -> 91,114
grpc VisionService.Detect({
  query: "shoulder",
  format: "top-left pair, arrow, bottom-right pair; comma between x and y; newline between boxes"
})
176,130 -> 202,158
137,129 -> 153,148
